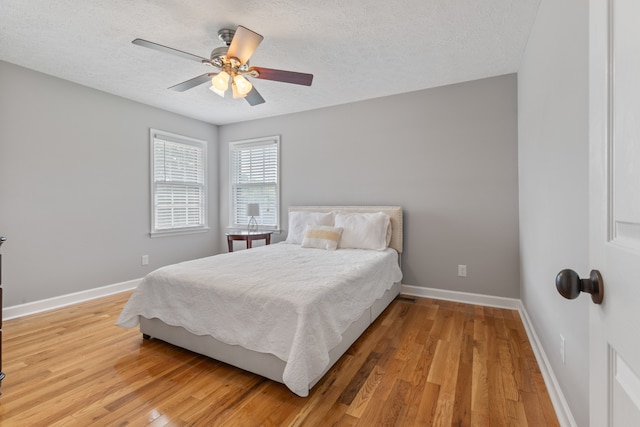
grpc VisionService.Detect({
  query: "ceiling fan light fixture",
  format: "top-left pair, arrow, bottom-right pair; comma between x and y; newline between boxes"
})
233,74 -> 253,96
211,71 -> 230,93
133,24 -> 313,107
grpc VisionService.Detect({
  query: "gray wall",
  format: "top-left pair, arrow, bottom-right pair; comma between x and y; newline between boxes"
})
0,61 -> 219,306
0,63 -> 520,305
518,0 -> 589,425
219,75 -> 520,298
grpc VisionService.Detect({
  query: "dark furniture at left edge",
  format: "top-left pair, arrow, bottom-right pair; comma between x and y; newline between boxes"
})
0,236 -> 6,391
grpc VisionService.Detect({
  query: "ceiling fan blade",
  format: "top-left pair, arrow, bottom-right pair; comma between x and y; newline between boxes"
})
132,38 -> 208,63
227,26 -> 263,65
168,73 -> 214,92
245,86 -> 265,106
249,67 -> 313,86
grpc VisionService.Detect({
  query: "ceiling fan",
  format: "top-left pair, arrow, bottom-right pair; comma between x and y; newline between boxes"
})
132,25 -> 314,106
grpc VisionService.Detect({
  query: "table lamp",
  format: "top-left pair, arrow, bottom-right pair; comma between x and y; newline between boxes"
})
246,203 -> 259,231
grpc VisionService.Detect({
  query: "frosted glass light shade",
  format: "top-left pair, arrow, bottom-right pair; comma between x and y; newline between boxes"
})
211,71 -> 230,94
233,75 -> 253,95
232,81 -> 246,99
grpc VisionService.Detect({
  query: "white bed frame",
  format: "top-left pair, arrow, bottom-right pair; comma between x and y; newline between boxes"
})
140,206 -> 403,394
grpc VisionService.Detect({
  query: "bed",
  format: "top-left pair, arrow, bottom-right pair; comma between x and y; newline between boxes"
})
117,206 -> 403,396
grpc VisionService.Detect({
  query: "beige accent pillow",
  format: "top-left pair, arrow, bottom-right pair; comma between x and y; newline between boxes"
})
301,225 -> 343,250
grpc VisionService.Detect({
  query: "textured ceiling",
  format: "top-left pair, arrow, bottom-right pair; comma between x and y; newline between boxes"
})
0,0 -> 540,125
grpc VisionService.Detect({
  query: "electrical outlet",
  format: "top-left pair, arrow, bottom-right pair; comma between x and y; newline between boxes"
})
560,334 -> 565,364
142,255 -> 149,266
458,264 -> 467,277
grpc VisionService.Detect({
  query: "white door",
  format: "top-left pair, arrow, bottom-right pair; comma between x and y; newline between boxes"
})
589,0 -> 640,425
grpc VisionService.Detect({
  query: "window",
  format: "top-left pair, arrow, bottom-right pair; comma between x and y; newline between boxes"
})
150,129 -> 207,236
229,135 -> 280,230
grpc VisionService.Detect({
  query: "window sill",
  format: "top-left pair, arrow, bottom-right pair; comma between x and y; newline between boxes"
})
226,226 -> 282,234
150,227 -> 210,238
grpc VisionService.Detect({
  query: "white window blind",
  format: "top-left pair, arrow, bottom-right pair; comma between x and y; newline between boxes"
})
229,136 -> 280,230
151,129 -> 207,235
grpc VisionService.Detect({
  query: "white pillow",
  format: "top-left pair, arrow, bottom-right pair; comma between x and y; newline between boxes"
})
301,225 -> 343,250
334,211 -> 391,250
285,211 -> 334,244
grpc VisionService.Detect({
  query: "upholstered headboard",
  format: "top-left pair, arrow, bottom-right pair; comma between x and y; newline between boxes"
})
287,206 -> 403,253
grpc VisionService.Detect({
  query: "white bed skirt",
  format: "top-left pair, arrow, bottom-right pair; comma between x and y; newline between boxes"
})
140,281 -> 401,393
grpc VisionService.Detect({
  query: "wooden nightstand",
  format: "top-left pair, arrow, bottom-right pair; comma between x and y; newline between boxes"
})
225,231 -> 273,252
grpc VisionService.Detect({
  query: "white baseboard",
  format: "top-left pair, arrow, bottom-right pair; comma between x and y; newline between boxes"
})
400,284 -> 575,427
401,284 -> 521,309
515,301 -> 577,427
3,278 -> 141,320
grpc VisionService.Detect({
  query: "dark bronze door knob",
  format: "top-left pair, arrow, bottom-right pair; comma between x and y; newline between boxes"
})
556,269 -> 604,304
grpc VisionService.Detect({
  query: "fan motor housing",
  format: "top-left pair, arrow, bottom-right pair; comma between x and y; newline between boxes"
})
210,46 -> 228,67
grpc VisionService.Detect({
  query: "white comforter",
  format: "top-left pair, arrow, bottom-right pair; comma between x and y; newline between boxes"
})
117,243 -> 402,396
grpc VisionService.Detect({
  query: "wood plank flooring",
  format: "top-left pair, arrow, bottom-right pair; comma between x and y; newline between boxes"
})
0,292 -> 559,426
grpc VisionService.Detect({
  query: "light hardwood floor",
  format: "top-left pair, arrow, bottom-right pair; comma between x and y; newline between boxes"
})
0,292 -> 559,426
